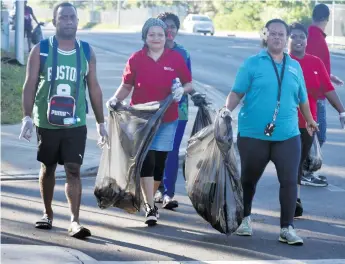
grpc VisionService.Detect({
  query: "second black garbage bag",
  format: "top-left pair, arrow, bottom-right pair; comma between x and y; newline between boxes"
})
94,95 -> 174,213
184,106 -> 244,234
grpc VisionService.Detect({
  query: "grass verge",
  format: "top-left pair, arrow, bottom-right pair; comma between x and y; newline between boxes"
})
1,50 -> 26,124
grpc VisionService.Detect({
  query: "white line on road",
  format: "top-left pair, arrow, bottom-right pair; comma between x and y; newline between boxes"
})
97,260 -> 345,264
326,184 -> 345,192
331,54 -> 345,59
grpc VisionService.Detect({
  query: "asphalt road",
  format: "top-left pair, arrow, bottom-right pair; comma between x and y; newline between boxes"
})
1,31 -> 345,263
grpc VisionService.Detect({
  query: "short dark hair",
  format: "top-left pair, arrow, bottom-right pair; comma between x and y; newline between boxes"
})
289,22 -> 308,36
157,12 -> 180,30
53,2 -> 77,19
312,3 -> 330,22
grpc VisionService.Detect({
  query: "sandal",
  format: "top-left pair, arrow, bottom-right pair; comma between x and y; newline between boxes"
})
68,222 -> 91,239
35,215 -> 53,229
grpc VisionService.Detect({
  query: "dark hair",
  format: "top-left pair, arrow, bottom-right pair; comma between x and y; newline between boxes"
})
53,2 -> 77,19
289,22 -> 308,36
265,19 -> 290,35
312,3 -> 330,22
261,18 -> 289,47
157,12 -> 180,30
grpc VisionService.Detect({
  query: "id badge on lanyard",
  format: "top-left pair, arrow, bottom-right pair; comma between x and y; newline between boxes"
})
47,36 -> 81,127
264,53 -> 286,137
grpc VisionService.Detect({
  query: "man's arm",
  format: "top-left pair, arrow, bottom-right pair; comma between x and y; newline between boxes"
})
22,45 -> 40,117
87,47 -> 105,124
330,74 -> 344,86
325,91 -> 345,113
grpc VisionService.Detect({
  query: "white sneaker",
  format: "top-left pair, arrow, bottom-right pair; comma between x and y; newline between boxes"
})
162,195 -> 178,210
154,190 -> 163,203
235,216 -> 252,236
279,226 -> 303,245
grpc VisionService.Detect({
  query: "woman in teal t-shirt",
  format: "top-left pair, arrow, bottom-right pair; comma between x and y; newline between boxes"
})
222,19 -> 318,246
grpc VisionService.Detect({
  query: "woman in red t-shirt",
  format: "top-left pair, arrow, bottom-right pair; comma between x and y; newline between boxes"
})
106,18 -> 192,226
288,22 -> 345,217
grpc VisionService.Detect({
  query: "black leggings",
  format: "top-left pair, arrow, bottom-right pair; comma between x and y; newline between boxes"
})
237,135 -> 301,228
141,150 -> 168,181
299,128 -> 314,184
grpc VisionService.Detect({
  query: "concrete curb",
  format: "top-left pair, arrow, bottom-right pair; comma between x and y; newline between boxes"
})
1,245 -> 98,264
0,166 -> 98,181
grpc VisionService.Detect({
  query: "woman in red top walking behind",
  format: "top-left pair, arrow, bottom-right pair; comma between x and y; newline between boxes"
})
106,18 -> 192,226
288,23 -> 345,217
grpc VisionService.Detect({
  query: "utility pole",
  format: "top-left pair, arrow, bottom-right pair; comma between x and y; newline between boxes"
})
116,0 -> 121,27
331,0 -> 335,49
1,10 -> 10,52
15,0 -> 25,65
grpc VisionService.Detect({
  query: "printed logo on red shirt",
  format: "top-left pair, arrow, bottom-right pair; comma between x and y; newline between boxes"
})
163,66 -> 174,72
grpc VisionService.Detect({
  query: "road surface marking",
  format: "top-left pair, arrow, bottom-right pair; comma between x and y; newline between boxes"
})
331,54 -> 345,59
326,184 -> 345,192
97,260 -> 345,264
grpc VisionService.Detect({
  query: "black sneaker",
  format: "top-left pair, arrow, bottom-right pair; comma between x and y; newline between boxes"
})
154,204 -> 159,219
295,198 -> 303,217
144,204 -> 157,226
301,173 -> 328,187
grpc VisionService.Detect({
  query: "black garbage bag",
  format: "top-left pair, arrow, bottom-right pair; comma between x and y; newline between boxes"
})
94,95 -> 174,213
31,24 -> 44,45
190,102 -> 214,136
304,135 -> 323,172
182,102 -> 216,180
184,108 -> 244,234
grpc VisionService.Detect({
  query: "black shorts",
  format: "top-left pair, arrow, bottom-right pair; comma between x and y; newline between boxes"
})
36,126 -> 87,166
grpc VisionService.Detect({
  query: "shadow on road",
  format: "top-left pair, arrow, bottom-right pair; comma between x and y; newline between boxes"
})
2,182 -> 345,261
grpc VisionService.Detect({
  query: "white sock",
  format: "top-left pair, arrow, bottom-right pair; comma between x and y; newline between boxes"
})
297,184 -> 301,199
140,177 -> 154,209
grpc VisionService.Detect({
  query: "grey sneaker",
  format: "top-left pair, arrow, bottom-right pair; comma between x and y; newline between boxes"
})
235,216 -> 252,236
279,226 -> 303,245
301,173 -> 327,187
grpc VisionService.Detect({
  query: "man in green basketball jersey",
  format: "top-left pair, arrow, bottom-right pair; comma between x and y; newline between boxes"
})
19,2 -> 108,239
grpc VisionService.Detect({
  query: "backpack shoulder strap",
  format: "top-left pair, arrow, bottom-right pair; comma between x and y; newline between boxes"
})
39,38 -> 50,74
80,40 -> 91,114
80,40 -> 91,62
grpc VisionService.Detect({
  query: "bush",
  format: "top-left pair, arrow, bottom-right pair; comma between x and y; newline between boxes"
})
1,51 -> 26,124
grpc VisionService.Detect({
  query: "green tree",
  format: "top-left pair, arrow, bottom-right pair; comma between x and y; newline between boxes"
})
40,0 -> 88,9
213,0 -> 314,31
40,0 -> 56,9
1,0 -> 5,32
214,1 -> 263,31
